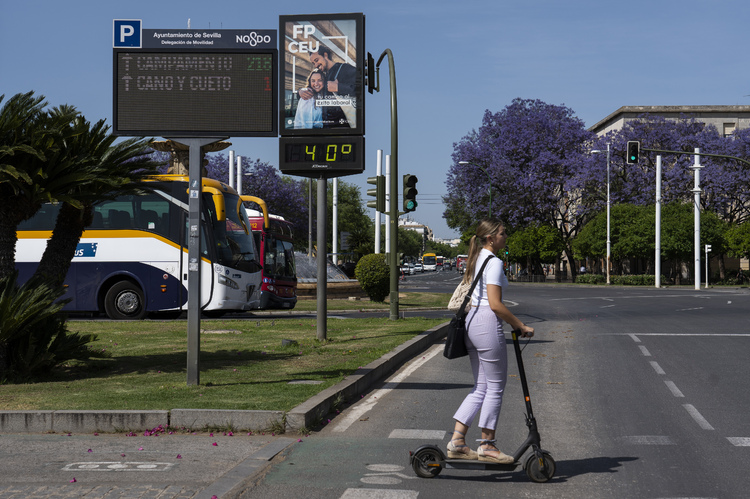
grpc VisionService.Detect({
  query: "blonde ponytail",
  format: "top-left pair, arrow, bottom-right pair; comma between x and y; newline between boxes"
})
463,219 -> 504,283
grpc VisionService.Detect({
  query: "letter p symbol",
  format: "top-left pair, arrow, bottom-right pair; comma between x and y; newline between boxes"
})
120,25 -> 134,43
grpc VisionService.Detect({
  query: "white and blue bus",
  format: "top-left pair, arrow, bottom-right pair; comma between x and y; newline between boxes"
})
15,175 -> 263,319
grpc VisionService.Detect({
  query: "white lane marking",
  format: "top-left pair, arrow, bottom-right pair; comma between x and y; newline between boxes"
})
677,307 -> 704,312
615,333 -> 750,337
683,404 -> 715,430
366,464 -> 404,472
727,437 -> 750,446
331,344 -> 443,433
600,304 -> 616,308
639,345 -> 651,357
650,361 -> 665,375
620,435 -> 675,445
664,380 -> 685,397
341,489 -> 418,498
389,429 -> 445,440
360,464 -> 417,485
360,476 -> 402,485
550,292 -> 745,301
629,334 -> 641,343
616,333 -> 750,336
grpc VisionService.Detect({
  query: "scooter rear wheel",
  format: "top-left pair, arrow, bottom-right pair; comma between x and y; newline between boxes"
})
412,448 -> 443,478
525,452 -> 556,483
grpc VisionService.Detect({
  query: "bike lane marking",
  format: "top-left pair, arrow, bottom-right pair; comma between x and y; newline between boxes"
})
330,344 -> 444,433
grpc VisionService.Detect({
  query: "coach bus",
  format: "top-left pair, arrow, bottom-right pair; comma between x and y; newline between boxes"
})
244,197 -> 297,310
15,175 -> 263,320
422,253 -> 437,272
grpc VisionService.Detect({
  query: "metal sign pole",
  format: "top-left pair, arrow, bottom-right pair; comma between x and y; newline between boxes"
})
169,137 -> 225,386
317,176 -> 328,341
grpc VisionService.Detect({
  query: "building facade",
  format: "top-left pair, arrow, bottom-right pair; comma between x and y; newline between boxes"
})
589,105 -> 750,136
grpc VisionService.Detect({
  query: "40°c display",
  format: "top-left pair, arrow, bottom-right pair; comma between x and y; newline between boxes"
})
279,136 -> 364,178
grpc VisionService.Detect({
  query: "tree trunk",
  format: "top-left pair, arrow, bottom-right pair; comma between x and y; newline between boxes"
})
565,247 -> 578,282
34,203 -> 91,288
0,204 -> 22,283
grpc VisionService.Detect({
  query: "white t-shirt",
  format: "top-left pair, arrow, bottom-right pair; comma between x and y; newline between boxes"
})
471,248 -> 509,307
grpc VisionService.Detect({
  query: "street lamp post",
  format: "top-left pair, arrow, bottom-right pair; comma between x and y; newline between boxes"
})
458,161 -> 492,218
591,144 -> 611,285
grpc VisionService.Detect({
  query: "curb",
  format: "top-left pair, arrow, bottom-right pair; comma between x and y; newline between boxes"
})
0,322 -> 449,434
194,437 -> 296,499
286,321 -> 449,429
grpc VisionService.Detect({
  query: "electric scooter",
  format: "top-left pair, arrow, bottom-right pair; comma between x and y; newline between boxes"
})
409,329 -> 556,483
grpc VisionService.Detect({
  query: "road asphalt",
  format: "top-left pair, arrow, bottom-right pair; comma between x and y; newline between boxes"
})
0,321 -> 448,499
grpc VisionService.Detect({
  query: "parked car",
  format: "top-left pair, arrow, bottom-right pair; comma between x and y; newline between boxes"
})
401,263 -> 415,276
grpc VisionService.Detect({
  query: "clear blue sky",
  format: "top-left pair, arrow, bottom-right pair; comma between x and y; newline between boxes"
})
2,0 -> 749,240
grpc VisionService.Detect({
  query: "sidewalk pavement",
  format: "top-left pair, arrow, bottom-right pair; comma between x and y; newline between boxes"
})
0,322 -> 448,499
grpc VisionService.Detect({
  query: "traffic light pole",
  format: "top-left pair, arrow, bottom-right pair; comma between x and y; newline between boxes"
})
376,48 -> 399,320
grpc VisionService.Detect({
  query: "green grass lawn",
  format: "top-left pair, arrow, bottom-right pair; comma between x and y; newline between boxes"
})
0,293 -> 449,413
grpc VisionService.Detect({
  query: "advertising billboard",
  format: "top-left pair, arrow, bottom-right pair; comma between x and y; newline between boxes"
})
279,13 -> 364,136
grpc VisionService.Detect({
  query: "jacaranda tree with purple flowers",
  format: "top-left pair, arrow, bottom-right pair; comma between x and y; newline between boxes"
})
445,98 -> 595,279
585,115 -> 750,278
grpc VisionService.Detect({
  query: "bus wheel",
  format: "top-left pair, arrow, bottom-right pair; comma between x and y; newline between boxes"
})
105,281 -> 147,320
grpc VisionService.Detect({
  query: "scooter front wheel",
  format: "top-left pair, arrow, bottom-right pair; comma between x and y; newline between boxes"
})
411,448 -> 443,478
525,452 -> 556,483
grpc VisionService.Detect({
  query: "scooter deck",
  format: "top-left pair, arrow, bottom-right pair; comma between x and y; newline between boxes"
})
442,457 -> 519,472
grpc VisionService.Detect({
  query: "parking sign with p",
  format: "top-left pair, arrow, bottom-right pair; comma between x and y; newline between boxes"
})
113,19 -> 142,48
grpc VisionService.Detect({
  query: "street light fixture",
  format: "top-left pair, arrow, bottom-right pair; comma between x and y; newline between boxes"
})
591,144 -> 611,285
458,161 -> 492,218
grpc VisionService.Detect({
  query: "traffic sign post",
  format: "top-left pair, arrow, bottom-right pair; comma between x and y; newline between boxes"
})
112,21 -> 277,385
705,244 -> 712,289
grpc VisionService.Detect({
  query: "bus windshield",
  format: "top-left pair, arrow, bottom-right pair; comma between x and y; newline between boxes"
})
207,192 -> 260,273
263,234 -> 295,279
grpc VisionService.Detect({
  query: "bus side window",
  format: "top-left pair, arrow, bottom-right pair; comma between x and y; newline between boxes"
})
109,210 -> 132,229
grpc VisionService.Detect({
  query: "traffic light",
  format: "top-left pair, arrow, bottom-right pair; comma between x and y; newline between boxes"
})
403,174 -> 418,213
366,175 -> 385,212
365,52 -> 376,94
626,141 -> 640,164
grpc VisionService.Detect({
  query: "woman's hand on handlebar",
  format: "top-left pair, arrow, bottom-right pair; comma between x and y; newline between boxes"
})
517,324 -> 534,338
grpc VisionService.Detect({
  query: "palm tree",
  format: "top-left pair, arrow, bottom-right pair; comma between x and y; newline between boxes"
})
0,92 -> 80,281
35,117 -> 160,284
33,111 -> 159,287
0,93 -> 160,286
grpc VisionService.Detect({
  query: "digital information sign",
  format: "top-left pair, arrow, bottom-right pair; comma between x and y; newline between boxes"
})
279,14 -> 364,137
279,136 -> 364,178
113,25 -> 277,137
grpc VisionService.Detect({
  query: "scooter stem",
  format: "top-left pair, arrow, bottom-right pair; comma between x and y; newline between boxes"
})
511,329 -> 535,421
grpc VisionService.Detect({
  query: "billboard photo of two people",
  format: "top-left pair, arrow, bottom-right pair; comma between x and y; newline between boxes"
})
280,14 -> 364,135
